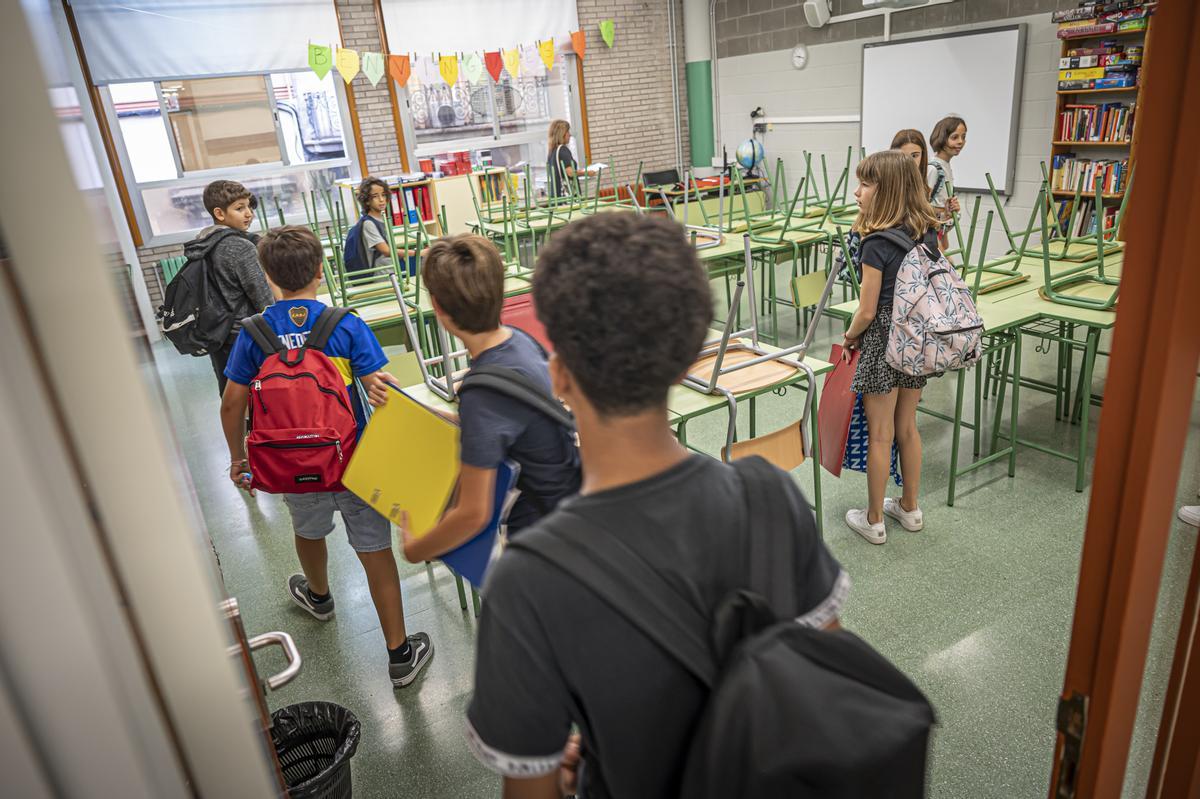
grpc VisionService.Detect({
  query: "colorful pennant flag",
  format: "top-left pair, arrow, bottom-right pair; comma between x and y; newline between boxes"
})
484,50 -> 504,82
462,52 -> 484,83
335,47 -> 360,83
309,43 -> 332,79
571,30 -> 586,60
521,44 -> 544,77
537,39 -> 556,72
599,19 -> 615,48
387,53 -> 411,86
439,54 -> 459,86
362,52 -> 384,86
502,47 -> 521,79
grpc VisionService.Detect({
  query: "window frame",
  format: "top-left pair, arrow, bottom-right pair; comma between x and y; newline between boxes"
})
101,69 -> 361,247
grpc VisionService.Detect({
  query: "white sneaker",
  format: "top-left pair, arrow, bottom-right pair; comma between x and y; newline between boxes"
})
883,497 -> 924,532
1179,505 -> 1200,527
846,509 -> 886,545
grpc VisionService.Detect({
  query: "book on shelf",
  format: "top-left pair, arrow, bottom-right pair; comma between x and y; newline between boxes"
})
1059,67 -> 1106,81
1050,154 -> 1129,195
1058,21 -> 1118,38
1055,198 -> 1118,237
1057,102 -> 1135,142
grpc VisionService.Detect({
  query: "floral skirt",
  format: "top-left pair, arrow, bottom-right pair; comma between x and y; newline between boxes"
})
851,304 -> 928,395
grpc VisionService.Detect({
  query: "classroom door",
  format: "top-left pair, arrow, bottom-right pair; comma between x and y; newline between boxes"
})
1046,2 -> 1200,796
0,2 -> 283,795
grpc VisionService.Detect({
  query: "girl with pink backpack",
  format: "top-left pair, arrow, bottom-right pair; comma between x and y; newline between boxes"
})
839,150 -> 946,545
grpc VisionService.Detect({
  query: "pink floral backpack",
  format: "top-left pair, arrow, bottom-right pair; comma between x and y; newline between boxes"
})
868,229 -> 983,377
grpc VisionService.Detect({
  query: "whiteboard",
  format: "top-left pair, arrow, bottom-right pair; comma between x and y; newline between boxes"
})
860,25 -> 1026,194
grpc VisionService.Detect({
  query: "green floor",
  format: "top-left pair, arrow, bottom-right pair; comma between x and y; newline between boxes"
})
151,276 -> 1198,798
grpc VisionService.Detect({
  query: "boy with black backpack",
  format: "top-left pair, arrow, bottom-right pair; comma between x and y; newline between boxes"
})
342,176 -> 393,274
220,225 -> 433,689
463,214 -> 933,798
173,180 -> 274,396
391,233 -> 581,564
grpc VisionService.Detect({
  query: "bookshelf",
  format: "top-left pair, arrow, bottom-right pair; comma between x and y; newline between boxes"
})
1051,8 -> 1153,238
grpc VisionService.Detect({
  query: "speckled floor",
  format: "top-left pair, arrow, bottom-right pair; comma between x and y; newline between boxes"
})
151,272 -> 1198,799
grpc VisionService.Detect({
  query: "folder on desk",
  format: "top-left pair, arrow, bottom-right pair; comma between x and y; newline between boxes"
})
343,386 -> 459,536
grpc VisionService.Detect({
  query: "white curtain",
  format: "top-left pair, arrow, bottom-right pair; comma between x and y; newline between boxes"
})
379,0 -> 579,54
71,0 -> 340,84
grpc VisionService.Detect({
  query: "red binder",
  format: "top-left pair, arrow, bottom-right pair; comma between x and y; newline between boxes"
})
818,344 -> 859,477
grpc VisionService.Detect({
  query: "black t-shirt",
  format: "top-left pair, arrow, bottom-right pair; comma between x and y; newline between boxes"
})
465,454 -> 847,798
459,328 -> 580,531
547,145 -> 576,197
859,225 -> 940,307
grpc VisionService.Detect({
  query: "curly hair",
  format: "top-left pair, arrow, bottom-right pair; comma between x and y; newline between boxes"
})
533,214 -> 713,417
356,176 -> 389,215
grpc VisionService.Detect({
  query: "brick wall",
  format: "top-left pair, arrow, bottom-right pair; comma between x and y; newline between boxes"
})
577,0 -> 690,180
137,242 -> 184,309
715,0 -> 1078,57
335,0 -> 405,176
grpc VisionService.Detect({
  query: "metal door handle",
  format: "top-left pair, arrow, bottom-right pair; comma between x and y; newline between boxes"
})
244,631 -> 302,690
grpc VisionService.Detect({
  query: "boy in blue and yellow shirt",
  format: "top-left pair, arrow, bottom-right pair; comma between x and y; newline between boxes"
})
219,225 -> 433,688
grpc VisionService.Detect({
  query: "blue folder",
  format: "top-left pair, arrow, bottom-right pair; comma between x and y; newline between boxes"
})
441,459 -> 520,589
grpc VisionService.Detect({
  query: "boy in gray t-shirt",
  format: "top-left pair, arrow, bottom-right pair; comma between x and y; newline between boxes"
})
356,177 -> 392,269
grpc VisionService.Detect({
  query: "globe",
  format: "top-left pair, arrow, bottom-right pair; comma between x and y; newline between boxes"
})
735,138 -> 764,170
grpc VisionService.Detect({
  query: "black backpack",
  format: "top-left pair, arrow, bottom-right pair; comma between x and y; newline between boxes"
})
508,456 -> 935,798
457,362 -> 579,517
157,230 -> 248,356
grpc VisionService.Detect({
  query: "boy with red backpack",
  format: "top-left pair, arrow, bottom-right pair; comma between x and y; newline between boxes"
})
219,225 -> 433,688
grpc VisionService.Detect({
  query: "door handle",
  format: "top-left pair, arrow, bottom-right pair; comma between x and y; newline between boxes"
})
243,631 -> 302,691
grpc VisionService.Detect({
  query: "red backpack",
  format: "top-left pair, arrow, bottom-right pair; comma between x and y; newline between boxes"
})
241,307 -> 359,494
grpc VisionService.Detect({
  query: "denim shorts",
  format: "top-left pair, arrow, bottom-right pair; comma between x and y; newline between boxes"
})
283,491 -> 392,553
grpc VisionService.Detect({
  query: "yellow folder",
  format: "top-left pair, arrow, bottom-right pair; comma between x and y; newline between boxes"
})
342,386 -> 460,536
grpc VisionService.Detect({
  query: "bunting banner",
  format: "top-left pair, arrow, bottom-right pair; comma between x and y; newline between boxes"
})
438,53 -> 459,86
502,47 -> 521,79
600,19 -> 615,48
537,39 -> 556,72
309,43 -> 332,79
387,53 -> 411,86
361,51 -> 384,86
462,51 -> 484,83
571,30 -> 586,60
484,50 -> 504,82
335,47 -> 360,83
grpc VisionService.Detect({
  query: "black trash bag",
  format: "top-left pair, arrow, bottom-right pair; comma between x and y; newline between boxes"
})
271,701 -> 361,799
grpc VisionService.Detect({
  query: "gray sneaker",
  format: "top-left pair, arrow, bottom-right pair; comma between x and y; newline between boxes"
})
287,574 -> 334,621
389,632 -> 434,688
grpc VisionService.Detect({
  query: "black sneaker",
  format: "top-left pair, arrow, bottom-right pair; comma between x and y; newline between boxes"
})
287,574 -> 334,621
389,632 -> 434,688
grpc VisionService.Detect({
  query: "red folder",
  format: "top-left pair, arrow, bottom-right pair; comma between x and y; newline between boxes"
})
500,294 -> 553,354
818,344 -> 859,477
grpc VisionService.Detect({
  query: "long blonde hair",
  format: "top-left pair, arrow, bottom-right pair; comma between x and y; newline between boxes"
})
852,150 -> 940,240
548,119 -> 570,152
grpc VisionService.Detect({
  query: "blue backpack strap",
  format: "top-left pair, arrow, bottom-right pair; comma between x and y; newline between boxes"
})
930,161 -> 946,201
241,314 -> 282,355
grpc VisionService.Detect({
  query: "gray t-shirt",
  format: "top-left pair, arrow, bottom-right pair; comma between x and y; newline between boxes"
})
361,215 -> 392,268
459,328 -> 580,530
466,454 -> 847,799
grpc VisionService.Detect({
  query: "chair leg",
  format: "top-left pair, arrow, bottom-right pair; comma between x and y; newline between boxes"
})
947,369 -> 968,507
471,587 -> 481,617
989,343 -> 1012,456
1075,328 -> 1099,492
455,572 -> 467,611
1009,335 -> 1021,478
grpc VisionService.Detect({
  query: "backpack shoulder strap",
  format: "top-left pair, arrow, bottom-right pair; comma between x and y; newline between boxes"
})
864,228 -> 917,254
459,365 -> 575,429
508,516 -> 717,688
241,314 -> 283,355
731,457 -> 800,613
305,306 -> 352,352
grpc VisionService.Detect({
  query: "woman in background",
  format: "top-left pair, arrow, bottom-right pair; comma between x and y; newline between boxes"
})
547,119 -> 577,198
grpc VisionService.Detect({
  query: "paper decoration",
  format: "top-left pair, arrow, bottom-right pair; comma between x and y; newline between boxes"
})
502,47 -> 521,79
387,53 -> 411,86
361,52 -> 384,86
571,30 -> 586,60
484,50 -> 504,82
415,54 -> 439,85
537,39 -> 556,71
599,19 -> 615,48
335,47 -> 359,83
462,51 -> 483,83
309,43 -> 332,79
521,44 -> 544,77
439,54 -> 459,86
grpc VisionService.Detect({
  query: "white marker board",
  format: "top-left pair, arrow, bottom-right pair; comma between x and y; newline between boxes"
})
861,25 -> 1026,194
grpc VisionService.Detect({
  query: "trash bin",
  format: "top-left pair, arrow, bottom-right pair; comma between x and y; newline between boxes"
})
270,701 -> 361,799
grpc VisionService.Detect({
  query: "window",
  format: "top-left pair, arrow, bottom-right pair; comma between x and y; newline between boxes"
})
401,53 -> 581,193
104,70 -> 354,242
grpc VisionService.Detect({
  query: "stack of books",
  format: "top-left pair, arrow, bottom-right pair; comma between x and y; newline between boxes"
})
1054,1 -> 1153,42
1057,102 -> 1136,142
1057,39 -> 1144,89
1050,155 -> 1130,195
